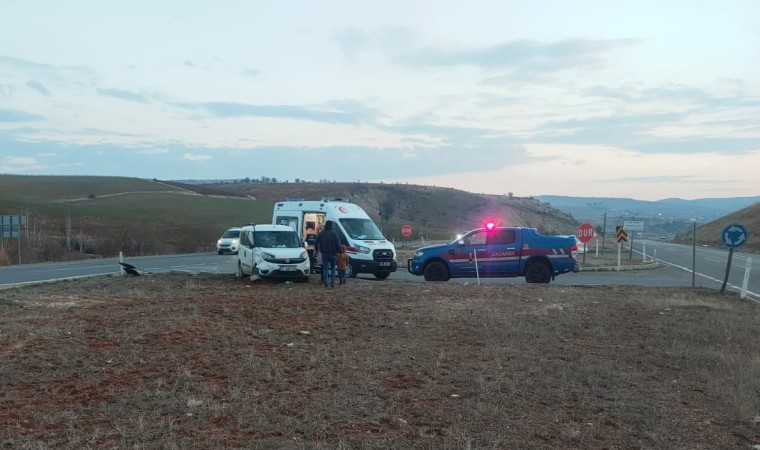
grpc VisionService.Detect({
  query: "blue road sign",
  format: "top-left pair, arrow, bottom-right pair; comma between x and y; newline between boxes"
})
721,223 -> 748,249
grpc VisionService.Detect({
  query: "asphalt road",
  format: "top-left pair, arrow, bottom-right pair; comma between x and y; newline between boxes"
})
1,241 -> 757,302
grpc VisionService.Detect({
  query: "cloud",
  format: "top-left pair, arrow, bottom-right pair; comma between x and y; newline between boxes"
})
601,175 -> 704,183
397,38 -> 638,75
0,55 -> 94,76
241,68 -> 262,77
177,100 -> 382,125
26,80 -> 51,96
332,27 -> 371,60
0,108 -> 44,122
183,153 -> 210,161
0,83 -> 13,97
138,148 -> 169,155
332,26 -> 420,61
534,110 -> 760,154
0,156 -> 44,173
97,88 -> 150,103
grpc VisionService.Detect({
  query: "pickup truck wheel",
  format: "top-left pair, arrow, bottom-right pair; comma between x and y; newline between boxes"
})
424,261 -> 449,282
373,272 -> 390,280
525,261 -> 552,283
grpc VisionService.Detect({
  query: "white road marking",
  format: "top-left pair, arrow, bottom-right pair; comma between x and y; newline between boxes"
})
652,257 -> 759,303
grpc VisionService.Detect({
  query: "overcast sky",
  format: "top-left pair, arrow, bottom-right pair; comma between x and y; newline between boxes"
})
1,0 -> 759,200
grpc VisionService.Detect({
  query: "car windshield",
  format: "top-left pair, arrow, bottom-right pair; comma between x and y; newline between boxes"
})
253,231 -> 301,248
222,230 -> 240,239
339,218 -> 385,240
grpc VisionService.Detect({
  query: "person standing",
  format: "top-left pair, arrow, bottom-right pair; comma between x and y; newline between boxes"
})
315,221 -> 343,287
336,245 -> 349,285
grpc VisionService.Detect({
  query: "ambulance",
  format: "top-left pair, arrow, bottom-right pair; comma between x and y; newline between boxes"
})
272,198 -> 398,279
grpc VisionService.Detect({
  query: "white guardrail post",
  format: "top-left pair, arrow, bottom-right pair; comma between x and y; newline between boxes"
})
741,257 -> 752,299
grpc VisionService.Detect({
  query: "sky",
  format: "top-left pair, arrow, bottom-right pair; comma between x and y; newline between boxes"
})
1,0 -> 759,201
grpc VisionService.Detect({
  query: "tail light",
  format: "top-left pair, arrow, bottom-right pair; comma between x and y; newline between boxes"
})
570,245 -> 578,259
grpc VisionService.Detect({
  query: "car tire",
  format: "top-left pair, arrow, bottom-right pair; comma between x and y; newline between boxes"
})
347,263 -> 357,278
373,272 -> 390,280
423,261 -> 449,282
525,261 -> 552,283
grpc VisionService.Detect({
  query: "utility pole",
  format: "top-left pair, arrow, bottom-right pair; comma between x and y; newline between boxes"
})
601,213 -> 607,255
692,221 -> 697,288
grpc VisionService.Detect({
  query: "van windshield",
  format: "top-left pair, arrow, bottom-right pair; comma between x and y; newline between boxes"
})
222,229 -> 240,239
254,231 -> 301,248
339,218 -> 385,240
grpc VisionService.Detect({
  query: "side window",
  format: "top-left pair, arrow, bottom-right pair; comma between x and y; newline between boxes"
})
239,230 -> 250,248
489,230 -> 516,245
276,216 -> 298,231
465,231 -> 487,246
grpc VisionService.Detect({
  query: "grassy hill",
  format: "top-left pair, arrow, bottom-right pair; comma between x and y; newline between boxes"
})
0,176 -> 578,264
674,201 -> 760,253
0,175 -> 271,263
206,181 -> 579,240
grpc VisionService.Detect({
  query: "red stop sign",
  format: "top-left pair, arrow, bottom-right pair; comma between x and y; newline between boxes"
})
401,224 -> 412,237
576,223 -> 595,243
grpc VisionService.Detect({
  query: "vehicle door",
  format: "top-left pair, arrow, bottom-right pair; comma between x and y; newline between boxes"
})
238,229 -> 255,274
484,229 -> 519,276
448,230 -> 488,276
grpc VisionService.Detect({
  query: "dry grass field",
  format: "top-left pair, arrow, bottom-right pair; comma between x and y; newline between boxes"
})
1,274 -> 759,449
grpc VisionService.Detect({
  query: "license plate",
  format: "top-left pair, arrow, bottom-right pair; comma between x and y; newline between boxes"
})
280,266 -> 296,271
379,262 -> 390,267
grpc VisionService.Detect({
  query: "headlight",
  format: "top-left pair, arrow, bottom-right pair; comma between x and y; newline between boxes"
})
231,239 -> 239,244
262,252 -> 276,261
414,250 -> 424,257
217,239 -> 222,245
300,251 -> 308,260
356,244 -> 370,254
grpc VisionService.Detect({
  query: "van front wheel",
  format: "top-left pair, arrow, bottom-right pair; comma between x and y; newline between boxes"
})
373,272 -> 390,280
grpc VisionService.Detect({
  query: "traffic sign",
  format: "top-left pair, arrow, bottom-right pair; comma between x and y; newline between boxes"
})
722,224 -> 748,249
576,223 -> 594,243
616,226 -> 628,243
401,224 -> 412,237
1,215 -> 26,238
624,220 -> 644,232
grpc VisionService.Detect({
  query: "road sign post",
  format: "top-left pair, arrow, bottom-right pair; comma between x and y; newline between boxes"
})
401,224 -> 412,248
720,224 -> 748,293
1,215 -> 26,264
576,223 -> 594,265
615,226 -> 628,271
623,221 -> 643,261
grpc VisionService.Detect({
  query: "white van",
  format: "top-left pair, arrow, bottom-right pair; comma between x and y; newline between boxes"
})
236,224 -> 311,282
273,198 -> 397,279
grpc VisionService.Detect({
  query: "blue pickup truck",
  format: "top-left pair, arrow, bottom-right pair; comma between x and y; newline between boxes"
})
407,225 -> 580,283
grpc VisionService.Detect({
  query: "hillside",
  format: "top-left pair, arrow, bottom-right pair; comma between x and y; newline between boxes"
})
0,175 -> 271,264
207,182 -> 579,240
674,202 -> 760,253
537,195 -> 760,222
0,176 -> 578,264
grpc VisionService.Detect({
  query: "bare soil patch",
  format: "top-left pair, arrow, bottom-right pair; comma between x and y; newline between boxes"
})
1,275 -> 759,449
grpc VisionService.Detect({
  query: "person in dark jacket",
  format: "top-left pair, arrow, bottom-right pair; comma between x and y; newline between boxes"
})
315,221 -> 344,287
